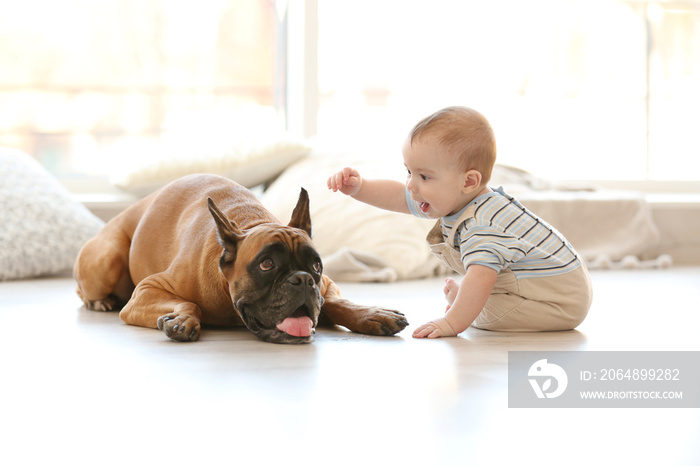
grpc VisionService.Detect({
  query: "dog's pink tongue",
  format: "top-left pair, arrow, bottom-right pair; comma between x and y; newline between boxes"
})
276,316 -> 313,337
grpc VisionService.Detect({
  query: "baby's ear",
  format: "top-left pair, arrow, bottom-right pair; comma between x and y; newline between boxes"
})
463,170 -> 483,191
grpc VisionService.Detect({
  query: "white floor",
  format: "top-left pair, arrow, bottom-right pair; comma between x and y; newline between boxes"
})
1,268 -> 699,466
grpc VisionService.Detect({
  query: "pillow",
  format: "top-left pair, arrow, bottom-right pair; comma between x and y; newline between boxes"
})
110,132 -> 311,197
260,147 -> 449,282
0,148 -> 105,280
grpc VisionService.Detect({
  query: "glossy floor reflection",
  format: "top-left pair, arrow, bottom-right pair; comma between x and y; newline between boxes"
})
1,268 -> 699,465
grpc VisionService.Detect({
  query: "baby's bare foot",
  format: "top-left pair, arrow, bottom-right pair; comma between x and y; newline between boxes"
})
443,277 -> 459,311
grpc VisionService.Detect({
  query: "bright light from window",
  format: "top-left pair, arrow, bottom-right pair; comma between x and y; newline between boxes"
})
0,0 -> 284,178
317,0 -> 700,181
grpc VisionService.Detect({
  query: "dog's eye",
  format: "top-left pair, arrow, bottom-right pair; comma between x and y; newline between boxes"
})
260,258 -> 274,271
312,261 -> 321,274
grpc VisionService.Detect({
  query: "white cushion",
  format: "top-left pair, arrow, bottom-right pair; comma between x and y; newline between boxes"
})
0,148 -> 105,280
110,132 -> 311,197
260,147 -> 448,282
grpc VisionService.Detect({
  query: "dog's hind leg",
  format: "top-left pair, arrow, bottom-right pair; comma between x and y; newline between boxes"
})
74,229 -> 134,312
119,274 -> 203,342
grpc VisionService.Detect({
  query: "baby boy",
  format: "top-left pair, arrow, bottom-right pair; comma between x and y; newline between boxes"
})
327,106 -> 592,338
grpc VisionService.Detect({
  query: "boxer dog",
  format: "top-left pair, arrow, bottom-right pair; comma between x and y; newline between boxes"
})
74,174 -> 408,344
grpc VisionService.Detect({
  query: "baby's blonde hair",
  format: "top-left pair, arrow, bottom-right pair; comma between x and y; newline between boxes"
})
409,106 -> 497,184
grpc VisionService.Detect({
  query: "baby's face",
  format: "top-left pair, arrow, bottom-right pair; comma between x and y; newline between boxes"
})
402,137 -> 473,218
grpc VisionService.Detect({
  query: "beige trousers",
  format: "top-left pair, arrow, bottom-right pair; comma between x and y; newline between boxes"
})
427,219 -> 593,332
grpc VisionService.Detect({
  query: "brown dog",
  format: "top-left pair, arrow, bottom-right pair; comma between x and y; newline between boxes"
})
74,174 -> 408,343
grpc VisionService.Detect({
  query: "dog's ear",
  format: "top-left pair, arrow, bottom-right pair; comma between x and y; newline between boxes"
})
208,198 -> 243,264
288,188 -> 312,237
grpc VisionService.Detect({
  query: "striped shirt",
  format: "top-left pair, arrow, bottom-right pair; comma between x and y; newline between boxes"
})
406,186 -> 581,279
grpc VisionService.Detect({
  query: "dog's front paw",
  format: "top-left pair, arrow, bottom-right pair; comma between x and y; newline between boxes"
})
157,313 -> 201,341
353,307 -> 409,336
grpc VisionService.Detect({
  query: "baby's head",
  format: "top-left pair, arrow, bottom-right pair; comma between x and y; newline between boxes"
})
408,106 -> 497,187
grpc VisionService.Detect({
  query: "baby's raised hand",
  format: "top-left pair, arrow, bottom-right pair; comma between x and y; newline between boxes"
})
412,317 -> 458,339
327,167 -> 362,196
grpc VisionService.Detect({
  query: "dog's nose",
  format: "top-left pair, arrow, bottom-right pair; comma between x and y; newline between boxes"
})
287,271 -> 315,288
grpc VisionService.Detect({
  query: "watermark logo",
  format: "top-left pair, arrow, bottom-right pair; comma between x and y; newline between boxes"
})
528,358 -> 568,399
510,352 -> 700,408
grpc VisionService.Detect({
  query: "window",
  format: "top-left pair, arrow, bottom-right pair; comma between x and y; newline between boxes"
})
317,1 -> 700,181
3,1 -> 698,185
0,0 -> 285,179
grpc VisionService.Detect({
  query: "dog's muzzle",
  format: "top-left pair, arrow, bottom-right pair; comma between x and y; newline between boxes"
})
235,271 -> 323,344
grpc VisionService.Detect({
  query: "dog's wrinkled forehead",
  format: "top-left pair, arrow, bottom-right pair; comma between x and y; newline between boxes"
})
246,225 -> 313,250
242,226 -> 321,278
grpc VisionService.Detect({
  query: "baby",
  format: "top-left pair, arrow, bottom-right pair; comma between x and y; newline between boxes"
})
327,106 -> 592,338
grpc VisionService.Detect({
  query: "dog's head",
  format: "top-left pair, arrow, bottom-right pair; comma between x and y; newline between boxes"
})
207,189 -> 323,344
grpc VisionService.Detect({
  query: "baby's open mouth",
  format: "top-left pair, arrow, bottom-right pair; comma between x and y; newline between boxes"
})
419,202 -> 430,213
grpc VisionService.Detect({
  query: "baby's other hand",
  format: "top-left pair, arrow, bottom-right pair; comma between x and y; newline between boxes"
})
327,167 -> 362,196
412,317 -> 458,339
